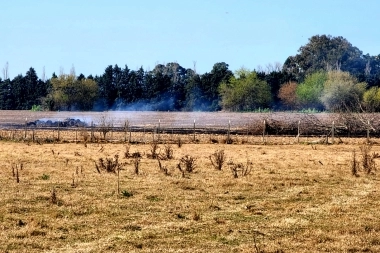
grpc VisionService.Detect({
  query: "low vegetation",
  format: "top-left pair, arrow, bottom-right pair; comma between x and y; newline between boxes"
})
0,138 -> 380,252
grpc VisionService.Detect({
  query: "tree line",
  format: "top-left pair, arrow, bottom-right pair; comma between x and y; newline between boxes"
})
1,34 -> 380,112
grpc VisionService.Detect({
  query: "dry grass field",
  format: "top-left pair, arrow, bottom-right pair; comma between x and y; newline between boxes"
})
1,137 -> 380,252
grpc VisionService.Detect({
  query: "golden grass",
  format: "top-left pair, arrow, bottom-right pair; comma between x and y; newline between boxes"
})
1,139 -> 380,252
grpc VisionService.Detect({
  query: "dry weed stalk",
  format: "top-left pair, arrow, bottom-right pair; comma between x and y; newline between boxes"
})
158,159 -> 170,176
162,144 -> 174,160
124,144 -> 131,158
16,166 -> 19,183
132,156 -> 141,175
177,163 -> 185,178
359,143 -> 378,174
351,150 -> 358,177
51,188 -> 57,204
177,137 -> 182,148
209,149 -> 226,170
11,162 -> 23,183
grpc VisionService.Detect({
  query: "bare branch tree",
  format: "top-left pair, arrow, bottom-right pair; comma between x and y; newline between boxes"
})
2,61 -> 9,80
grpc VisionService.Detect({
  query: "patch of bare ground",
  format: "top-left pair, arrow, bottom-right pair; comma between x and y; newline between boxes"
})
0,139 -> 380,252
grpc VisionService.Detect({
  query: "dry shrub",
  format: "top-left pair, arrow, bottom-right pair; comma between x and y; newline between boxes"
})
359,143 -> 378,174
179,155 -> 197,173
162,144 -> 174,160
125,145 -> 142,159
148,142 -> 160,159
98,115 -> 113,140
95,154 -> 123,173
228,158 -> 252,178
209,149 -> 226,170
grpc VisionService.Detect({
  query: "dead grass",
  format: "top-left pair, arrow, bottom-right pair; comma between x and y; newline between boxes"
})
1,139 -> 380,252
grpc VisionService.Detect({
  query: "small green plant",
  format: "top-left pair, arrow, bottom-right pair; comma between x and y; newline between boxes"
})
298,108 -> 322,113
253,107 -> 271,113
121,190 -> 133,198
40,174 -> 50,180
31,105 -> 42,111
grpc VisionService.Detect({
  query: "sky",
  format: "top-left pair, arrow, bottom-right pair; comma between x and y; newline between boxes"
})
1,0 -> 380,79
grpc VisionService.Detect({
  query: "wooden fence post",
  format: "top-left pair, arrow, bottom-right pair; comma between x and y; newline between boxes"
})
367,120 -> 370,142
24,118 -> 27,139
158,120 -> 161,142
297,120 -> 300,143
57,121 -> 60,141
193,120 -> 196,142
331,121 -> 335,144
91,121 -> 94,142
153,126 -> 156,143
227,120 -> 231,143
246,123 -> 249,143
262,120 -> 266,143
124,121 -> 127,142
129,125 -> 131,143
143,125 -> 146,143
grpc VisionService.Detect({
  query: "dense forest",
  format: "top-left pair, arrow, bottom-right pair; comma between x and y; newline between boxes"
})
2,34 -> 380,112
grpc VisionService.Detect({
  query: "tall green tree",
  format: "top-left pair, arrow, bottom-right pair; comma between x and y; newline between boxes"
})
50,74 -> 98,110
296,71 -> 327,110
284,35 -> 365,82
0,78 -> 14,109
321,71 -> 366,112
97,65 -> 117,109
219,68 -> 272,111
363,86 -> 380,112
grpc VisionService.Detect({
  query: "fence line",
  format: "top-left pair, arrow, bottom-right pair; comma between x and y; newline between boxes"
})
0,119 -> 377,144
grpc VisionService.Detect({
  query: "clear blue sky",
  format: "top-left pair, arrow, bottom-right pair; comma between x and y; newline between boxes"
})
1,0 -> 379,79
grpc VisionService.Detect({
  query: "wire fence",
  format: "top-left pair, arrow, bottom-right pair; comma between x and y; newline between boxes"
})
1,113 -> 379,144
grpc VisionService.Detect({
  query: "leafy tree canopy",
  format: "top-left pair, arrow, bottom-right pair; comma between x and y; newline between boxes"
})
219,68 -> 272,111
284,35 -> 365,82
296,71 -> 327,110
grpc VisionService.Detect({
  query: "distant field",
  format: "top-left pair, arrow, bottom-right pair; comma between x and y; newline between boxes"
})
0,141 -> 380,252
0,110 -> 330,128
